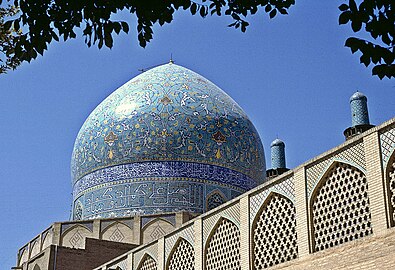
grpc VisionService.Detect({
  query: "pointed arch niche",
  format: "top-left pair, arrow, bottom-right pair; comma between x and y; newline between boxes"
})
166,237 -> 195,270
136,254 -> 157,270
206,190 -> 227,211
142,218 -> 174,244
310,161 -> 372,252
251,192 -> 298,269
101,221 -> 133,243
386,150 -> 395,227
204,217 -> 241,270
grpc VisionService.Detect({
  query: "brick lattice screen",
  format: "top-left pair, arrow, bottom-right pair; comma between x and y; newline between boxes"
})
137,255 -> 157,270
252,193 -> 298,269
205,218 -> 241,270
311,162 -> 372,252
167,238 -> 194,270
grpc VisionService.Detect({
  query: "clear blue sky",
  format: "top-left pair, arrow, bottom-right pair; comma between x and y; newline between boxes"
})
0,1 -> 394,269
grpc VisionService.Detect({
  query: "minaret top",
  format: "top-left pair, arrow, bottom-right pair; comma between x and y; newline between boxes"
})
344,91 -> 374,140
350,91 -> 367,103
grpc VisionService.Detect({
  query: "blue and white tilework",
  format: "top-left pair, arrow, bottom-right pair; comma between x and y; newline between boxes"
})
350,91 -> 370,126
71,63 -> 265,219
270,139 -> 286,169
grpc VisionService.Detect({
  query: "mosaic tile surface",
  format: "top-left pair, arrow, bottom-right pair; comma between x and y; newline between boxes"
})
71,63 -> 266,218
350,92 -> 369,126
71,63 -> 265,182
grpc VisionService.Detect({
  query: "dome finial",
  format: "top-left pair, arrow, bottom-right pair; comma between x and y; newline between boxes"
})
169,53 -> 174,64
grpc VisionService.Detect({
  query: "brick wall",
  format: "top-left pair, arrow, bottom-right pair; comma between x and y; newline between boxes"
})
55,238 -> 136,270
271,227 -> 395,270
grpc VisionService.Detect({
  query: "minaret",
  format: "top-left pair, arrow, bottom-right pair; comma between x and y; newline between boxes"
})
344,91 -> 374,140
266,138 -> 289,179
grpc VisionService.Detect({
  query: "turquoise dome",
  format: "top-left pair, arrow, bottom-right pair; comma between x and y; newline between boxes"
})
71,63 -> 265,219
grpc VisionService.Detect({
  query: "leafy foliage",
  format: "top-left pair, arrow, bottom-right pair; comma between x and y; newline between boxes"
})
339,0 -> 395,79
0,0 -> 295,73
0,5 -> 21,73
1,0 -> 392,80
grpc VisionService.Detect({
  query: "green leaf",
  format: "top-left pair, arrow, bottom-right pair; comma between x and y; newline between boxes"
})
279,8 -> 288,15
104,32 -> 113,48
121,22 -> 129,33
14,18 -> 20,31
338,4 -> 349,11
200,6 -> 206,17
4,20 -> 13,30
190,3 -> 197,15
269,9 -> 277,19
351,19 -> 362,32
339,11 -> 351,25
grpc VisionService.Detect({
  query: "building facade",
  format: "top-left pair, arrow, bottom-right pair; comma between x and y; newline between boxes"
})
13,63 -> 395,270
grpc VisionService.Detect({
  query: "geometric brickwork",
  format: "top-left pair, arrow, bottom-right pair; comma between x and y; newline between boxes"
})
203,202 -> 240,242
250,174 -> 295,223
137,255 -> 157,270
380,127 -> 395,167
252,193 -> 298,269
167,238 -> 194,270
306,141 -> 365,196
207,192 -> 226,211
387,152 -> 395,227
165,225 -> 194,260
205,218 -> 241,270
311,162 -> 372,252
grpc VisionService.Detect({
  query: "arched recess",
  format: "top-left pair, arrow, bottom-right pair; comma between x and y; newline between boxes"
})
101,222 -> 133,243
19,248 -> 28,266
29,240 -> 40,258
206,190 -> 227,211
251,192 -> 298,269
61,225 -> 92,249
33,264 -> 41,270
41,230 -> 53,250
166,237 -> 195,270
142,218 -> 174,244
205,217 -> 241,270
310,161 -> 372,252
136,254 -> 157,270
386,150 -> 395,227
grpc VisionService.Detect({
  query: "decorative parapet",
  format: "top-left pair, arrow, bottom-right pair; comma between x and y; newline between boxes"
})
93,117 -> 395,270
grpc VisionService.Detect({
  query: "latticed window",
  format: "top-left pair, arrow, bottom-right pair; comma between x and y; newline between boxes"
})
137,255 -> 157,270
252,193 -> 298,269
387,153 -> 395,227
167,238 -> 194,270
205,218 -> 241,270
311,162 -> 372,252
207,192 -> 226,211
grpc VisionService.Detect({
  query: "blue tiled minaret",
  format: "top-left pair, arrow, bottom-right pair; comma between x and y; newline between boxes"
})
350,91 -> 370,126
344,91 -> 374,140
266,138 -> 289,179
271,139 -> 286,169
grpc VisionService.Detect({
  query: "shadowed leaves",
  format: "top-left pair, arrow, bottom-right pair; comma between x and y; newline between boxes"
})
0,0 -> 295,73
339,0 -> 395,79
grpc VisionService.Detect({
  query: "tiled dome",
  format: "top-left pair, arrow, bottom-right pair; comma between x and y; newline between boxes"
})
71,63 -> 265,219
